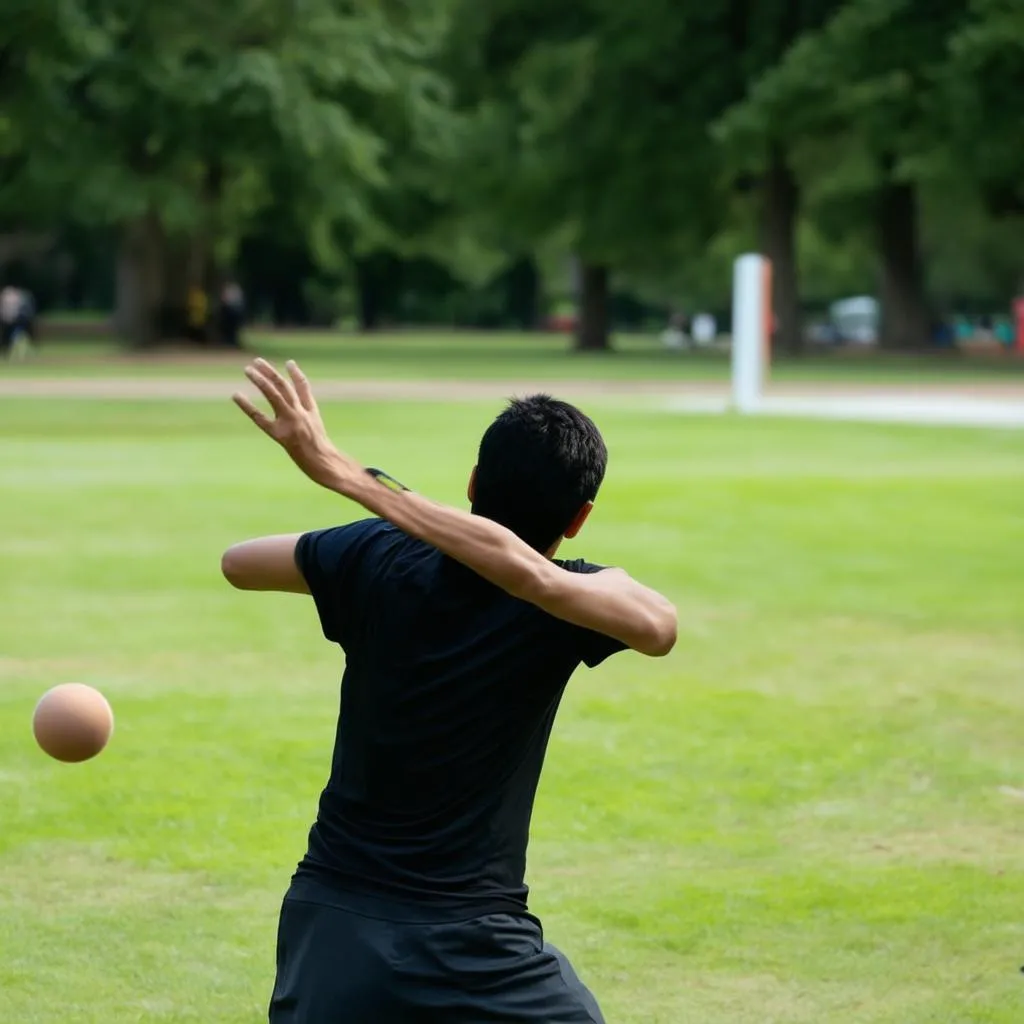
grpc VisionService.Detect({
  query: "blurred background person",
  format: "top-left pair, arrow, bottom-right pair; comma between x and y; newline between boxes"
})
1,285 -> 36,360
660,310 -> 691,350
218,280 -> 246,349
186,284 -> 208,345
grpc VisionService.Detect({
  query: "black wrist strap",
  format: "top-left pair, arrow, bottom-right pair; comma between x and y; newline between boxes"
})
366,467 -> 410,493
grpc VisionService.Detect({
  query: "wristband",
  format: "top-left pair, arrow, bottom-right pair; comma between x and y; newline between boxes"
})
366,467 -> 410,493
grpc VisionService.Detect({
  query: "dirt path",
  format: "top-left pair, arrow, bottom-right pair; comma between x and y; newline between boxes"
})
1,376 -> 1023,402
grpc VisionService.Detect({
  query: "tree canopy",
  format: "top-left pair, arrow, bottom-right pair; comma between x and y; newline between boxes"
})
0,0 -> 1019,348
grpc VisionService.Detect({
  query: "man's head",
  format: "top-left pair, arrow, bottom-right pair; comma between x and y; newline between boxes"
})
469,395 -> 608,556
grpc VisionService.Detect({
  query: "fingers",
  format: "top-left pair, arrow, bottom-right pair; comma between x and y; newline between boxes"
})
286,360 -> 317,412
236,358 -> 312,437
232,391 -> 274,434
244,364 -> 289,417
254,357 -> 299,407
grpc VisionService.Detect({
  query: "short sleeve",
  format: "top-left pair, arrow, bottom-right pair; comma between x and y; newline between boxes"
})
556,558 -> 630,668
294,518 -> 387,647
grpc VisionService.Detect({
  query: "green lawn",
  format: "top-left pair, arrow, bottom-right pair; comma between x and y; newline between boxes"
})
1,394 -> 1023,1023
7,329 -> 1024,384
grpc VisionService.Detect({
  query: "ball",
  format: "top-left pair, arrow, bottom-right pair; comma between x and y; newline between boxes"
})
32,684 -> 114,763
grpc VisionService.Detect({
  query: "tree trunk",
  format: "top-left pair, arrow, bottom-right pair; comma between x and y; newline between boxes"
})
159,236 -> 192,340
877,175 -> 930,350
758,144 -> 802,355
575,263 -> 611,351
195,161 -> 222,345
355,256 -> 383,331
503,256 -> 540,330
115,212 -> 164,347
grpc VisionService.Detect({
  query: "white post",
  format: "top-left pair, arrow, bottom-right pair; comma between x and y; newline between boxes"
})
731,254 -> 771,414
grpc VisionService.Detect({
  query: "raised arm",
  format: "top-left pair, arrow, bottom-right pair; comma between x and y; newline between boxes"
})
232,359 -> 677,657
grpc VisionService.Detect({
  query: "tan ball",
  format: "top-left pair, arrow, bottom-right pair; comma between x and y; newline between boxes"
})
32,684 -> 114,763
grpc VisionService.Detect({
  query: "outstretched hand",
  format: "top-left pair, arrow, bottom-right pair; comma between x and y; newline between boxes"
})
233,358 -> 352,488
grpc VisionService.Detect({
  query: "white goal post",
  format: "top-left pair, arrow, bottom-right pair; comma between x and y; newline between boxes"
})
731,254 -> 773,414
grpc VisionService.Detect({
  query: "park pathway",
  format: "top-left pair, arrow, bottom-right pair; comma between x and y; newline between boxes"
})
1,374 -> 1022,426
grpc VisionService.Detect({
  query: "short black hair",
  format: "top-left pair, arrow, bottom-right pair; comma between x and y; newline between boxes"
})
472,394 -> 608,552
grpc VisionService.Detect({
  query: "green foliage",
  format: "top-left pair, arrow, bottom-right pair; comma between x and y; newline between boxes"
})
711,0 -> 1024,320
942,0 -> 1024,219
2,0 -> 1021,329
2,1 -> 456,261
923,183 -> 1024,305
718,0 -> 970,194
446,1 -> 737,277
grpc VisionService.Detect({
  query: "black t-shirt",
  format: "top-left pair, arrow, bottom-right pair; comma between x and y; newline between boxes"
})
291,517 -> 627,917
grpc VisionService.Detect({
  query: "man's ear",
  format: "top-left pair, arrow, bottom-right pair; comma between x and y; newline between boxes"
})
467,466 -> 478,504
563,502 -> 594,539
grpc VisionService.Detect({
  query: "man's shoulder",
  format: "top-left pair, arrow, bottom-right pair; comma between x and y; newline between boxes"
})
296,517 -> 403,582
302,516 -> 396,548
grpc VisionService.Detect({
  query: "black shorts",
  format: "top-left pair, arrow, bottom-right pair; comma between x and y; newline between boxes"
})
268,890 -> 605,1023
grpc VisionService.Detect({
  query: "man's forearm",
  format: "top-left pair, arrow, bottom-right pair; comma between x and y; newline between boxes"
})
340,468 -> 675,654
306,447 -> 674,655
322,452 -> 555,601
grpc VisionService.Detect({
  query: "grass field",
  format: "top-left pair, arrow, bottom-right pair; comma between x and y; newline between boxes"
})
1,373 -> 1023,1022
6,329 -> 1024,384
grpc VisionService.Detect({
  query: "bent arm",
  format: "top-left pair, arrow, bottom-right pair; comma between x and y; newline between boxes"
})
221,534 -> 308,593
229,358 -> 676,654
331,470 -> 677,657
529,566 -> 677,657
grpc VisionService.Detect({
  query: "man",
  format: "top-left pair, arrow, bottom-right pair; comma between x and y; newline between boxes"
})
660,311 -> 690,351
186,284 -> 208,344
218,280 -> 246,348
1,285 -> 22,357
223,358 -> 677,1023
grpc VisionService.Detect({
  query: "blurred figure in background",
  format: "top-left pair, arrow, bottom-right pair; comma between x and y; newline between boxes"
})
1,286 -> 21,356
660,310 -> 691,350
691,311 -> 717,347
1,285 -> 36,360
186,284 -> 208,344
218,280 -> 246,349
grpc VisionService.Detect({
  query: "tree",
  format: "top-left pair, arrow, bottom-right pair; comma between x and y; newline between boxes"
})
713,0 -> 843,355
444,0 -> 738,350
0,0 -> 100,222
718,0 -> 972,350
940,0 -> 1024,295
1,0 -> 455,346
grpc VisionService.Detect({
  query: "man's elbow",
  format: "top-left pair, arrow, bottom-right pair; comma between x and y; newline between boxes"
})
639,606 -> 678,657
221,546 -> 252,590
